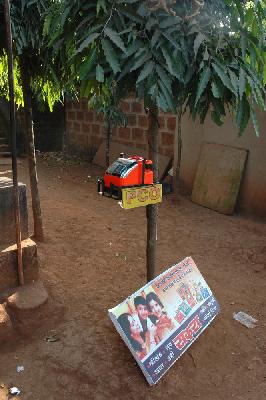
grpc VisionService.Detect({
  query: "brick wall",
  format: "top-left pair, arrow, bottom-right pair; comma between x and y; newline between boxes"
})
66,98 -> 176,159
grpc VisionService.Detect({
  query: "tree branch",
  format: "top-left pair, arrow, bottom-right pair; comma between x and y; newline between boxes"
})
185,0 -> 205,21
146,0 -> 176,16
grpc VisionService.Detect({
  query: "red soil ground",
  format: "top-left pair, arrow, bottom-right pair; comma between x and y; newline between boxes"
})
0,156 -> 266,400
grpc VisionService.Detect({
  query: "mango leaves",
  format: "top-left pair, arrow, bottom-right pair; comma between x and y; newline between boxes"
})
46,0 -> 266,136
0,0 -> 63,110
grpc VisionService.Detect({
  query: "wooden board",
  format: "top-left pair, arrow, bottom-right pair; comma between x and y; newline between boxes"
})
93,142 -> 171,182
191,142 -> 248,215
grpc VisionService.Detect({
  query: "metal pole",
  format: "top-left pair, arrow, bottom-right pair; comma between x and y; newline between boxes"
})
4,0 -> 24,285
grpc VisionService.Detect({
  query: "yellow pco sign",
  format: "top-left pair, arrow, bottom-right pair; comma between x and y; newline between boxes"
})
122,184 -> 162,209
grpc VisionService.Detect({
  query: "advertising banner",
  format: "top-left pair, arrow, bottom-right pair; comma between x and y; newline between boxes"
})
109,257 -> 220,385
121,184 -> 162,209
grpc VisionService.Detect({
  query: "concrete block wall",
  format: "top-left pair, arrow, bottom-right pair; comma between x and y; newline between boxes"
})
65,98 -> 177,159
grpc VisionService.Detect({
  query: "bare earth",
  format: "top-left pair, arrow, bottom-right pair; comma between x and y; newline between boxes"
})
0,157 -> 266,400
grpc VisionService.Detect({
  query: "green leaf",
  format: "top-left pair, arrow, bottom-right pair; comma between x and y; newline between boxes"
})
101,38 -> 121,74
124,40 -> 143,57
96,64 -> 104,82
130,52 -> 151,72
159,16 -> 182,29
228,69 -> 238,94
195,67 -> 211,105
104,27 -> 126,52
148,83 -> 158,98
161,48 -> 174,76
194,33 -> 206,58
236,95 -> 250,135
240,33 -> 247,58
136,61 -> 154,84
158,80 -> 174,111
212,98 -> 225,116
97,0 -> 107,14
78,49 -> 97,80
117,58 -> 135,81
76,33 -> 100,54
43,15 -> 52,36
250,105 -> 260,137
151,29 -> 160,48
211,81 -> 221,99
212,63 -> 235,94
157,93 -> 168,112
211,110 -> 223,126
146,17 -> 157,31
235,0 -> 245,23
239,68 -> 246,100
156,65 -> 172,93
137,2 -> 149,17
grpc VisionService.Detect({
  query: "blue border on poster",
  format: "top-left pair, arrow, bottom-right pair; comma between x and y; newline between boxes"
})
143,295 -> 220,384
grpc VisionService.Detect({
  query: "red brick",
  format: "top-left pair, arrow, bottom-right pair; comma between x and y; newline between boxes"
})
81,99 -> 88,111
135,143 -> 147,151
112,127 -> 118,137
92,124 -> 100,135
100,125 -> 106,136
95,113 -> 104,123
73,102 -> 82,110
91,135 -> 102,146
121,101 -> 130,113
131,101 -> 142,113
73,122 -> 81,132
119,140 -> 133,147
66,102 -> 72,110
77,134 -> 87,146
119,127 -> 131,140
158,116 -> 165,129
128,115 -> 137,126
77,111 -> 84,121
163,147 -> 173,157
161,132 -> 174,146
67,111 -> 75,121
85,111 -> 94,122
82,123 -> 91,133
67,121 -> 73,130
138,116 -> 148,128
132,128 -> 145,141
167,117 -> 176,131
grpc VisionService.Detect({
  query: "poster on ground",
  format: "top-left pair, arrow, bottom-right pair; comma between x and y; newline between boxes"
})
108,257 -> 220,385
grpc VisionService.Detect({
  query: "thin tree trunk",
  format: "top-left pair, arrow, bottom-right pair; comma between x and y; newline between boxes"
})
105,119 -> 111,168
62,94 -> 67,160
173,107 -> 182,193
20,58 -> 44,241
146,105 -> 159,282
4,0 -> 24,285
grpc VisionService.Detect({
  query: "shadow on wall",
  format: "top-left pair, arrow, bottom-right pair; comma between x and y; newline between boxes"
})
32,102 -> 64,152
0,98 -> 64,153
66,142 -> 99,162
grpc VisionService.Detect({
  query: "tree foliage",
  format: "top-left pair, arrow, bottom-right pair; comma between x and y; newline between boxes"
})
47,0 -> 266,136
0,0 -> 64,110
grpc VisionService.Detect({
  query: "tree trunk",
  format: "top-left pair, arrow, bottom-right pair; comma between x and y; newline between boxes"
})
62,94 -> 68,160
173,107 -> 182,193
146,105 -> 159,282
105,119 -> 111,168
4,0 -> 24,285
20,58 -> 44,241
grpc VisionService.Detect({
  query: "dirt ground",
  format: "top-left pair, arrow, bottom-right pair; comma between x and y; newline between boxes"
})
0,156 -> 266,400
